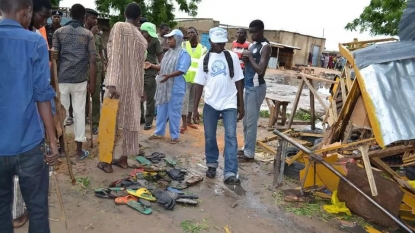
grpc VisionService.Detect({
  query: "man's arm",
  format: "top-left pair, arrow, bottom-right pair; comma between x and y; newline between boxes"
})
98,36 -> 106,64
193,56 -> 206,113
246,44 -> 271,76
88,32 -> 97,93
34,38 -> 59,162
154,38 -> 164,63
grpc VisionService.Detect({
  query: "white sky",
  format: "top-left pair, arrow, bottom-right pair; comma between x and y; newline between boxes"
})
59,0 -> 388,50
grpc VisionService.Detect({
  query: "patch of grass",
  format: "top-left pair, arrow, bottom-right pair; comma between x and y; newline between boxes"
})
260,110 -> 270,118
180,219 -> 209,233
286,109 -> 312,121
76,176 -> 91,190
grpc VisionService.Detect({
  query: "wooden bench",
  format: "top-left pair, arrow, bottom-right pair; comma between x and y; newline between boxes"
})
265,97 -> 291,129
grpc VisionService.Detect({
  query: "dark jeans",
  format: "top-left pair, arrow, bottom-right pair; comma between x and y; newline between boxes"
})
0,141 -> 50,233
141,76 -> 157,124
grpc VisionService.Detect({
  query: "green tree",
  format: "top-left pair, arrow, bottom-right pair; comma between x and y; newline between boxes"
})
345,0 -> 406,36
51,0 -> 60,6
95,0 -> 201,27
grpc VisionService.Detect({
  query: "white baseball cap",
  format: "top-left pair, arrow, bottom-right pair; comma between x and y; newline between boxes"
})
209,27 -> 228,43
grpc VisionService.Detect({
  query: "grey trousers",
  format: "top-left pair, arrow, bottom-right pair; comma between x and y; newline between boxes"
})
182,83 -> 195,115
12,176 -> 25,219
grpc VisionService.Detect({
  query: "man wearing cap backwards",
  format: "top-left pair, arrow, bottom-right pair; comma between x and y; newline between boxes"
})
140,22 -> 163,130
97,2 -> 147,173
238,20 -> 271,163
85,8 -> 106,135
180,26 -> 207,134
193,27 -> 245,185
46,10 -> 62,49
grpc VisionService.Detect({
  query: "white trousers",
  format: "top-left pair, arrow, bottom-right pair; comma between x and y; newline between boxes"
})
59,81 -> 87,142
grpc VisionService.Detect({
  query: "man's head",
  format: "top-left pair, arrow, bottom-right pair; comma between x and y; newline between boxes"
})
85,8 -> 98,28
124,2 -> 141,27
209,27 -> 227,53
248,19 -> 264,42
140,22 -> 158,43
187,27 -> 198,42
164,29 -> 183,49
0,0 -> 32,28
31,0 -> 52,29
236,28 -> 247,42
70,4 -> 86,23
159,23 -> 170,36
51,10 -> 62,25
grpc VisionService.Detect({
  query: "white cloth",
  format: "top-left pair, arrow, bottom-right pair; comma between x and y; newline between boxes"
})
12,176 -> 25,219
194,51 -> 244,111
59,81 -> 87,142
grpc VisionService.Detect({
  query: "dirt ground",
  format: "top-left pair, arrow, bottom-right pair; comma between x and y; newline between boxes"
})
16,68 -> 350,233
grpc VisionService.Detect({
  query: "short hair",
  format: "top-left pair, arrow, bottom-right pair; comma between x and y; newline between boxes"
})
159,23 -> 169,29
237,28 -> 247,34
125,2 -> 141,20
33,0 -> 52,12
188,26 -> 198,34
70,4 -> 86,20
249,19 -> 264,30
0,0 -> 32,13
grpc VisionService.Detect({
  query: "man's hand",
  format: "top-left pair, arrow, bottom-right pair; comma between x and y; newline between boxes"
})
108,86 -> 119,99
237,107 -> 245,121
193,111 -> 200,124
50,49 -> 58,61
141,91 -> 147,102
160,74 -> 170,83
45,141 -> 59,166
144,61 -> 152,69
87,82 -> 95,94
91,25 -> 99,35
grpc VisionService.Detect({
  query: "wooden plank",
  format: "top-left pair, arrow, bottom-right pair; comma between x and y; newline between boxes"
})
301,75 -> 328,111
369,145 -> 415,159
302,73 -> 339,84
309,79 -> 316,130
257,141 -> 277,155
359,145 -> 378,196
340,78 -> 347,107
98,98 -> 119,164
287,80 -> 305,129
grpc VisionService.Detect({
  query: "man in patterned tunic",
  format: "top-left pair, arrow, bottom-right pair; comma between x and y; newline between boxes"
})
97,2 -> 147,173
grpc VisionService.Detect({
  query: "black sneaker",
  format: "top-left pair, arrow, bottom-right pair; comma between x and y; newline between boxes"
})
144,123 -> 152,130
92,127 -> 99,135
224,176 -> 241,185
206,167 -> 216,179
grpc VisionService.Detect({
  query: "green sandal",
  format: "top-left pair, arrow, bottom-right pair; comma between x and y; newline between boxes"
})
127,200 -> 152,215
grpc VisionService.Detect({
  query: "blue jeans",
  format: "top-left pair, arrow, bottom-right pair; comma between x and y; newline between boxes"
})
242,84 -> 267,158
154,93 -> 185,140
203,104 -> 238,180
0,141 -> 50,233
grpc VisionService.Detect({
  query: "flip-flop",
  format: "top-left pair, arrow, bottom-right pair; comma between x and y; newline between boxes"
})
94,189 -> 112,199
115,195 -> 137,205
138,198 -> 152,207
136,156 -> 152,166
97,162 -> 113,173
170,180 -> 188,190
127,200 -> 152,215
127,188 -> 157,201
167,186 -> 185,195
65,117 -> 74,126
110,178 -> 141,188
78,150 -> 90,161
186,175 -> 204,186
164,157 -> 177,166
129,168 -> 145,177
176,198 -> 198,205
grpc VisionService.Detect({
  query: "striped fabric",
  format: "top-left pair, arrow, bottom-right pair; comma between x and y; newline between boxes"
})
12,176 -> 25,220
105,22 -> 147,156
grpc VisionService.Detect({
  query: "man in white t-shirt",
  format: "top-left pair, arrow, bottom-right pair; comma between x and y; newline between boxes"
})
193,27 -> 245,185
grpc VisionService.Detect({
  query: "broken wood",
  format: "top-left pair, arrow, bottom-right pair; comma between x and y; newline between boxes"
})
359,145 -> 378,196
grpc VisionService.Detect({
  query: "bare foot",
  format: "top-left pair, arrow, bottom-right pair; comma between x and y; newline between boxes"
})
97,162 -> 113,173
13,210 -> 28,228
112,156 -> 128,169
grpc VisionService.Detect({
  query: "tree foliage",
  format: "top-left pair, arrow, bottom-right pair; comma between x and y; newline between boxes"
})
95,0 -> 201,27
51,0 -> 60,6
345,0 -> 406,36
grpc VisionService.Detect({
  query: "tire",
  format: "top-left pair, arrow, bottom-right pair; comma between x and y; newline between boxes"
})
283,147 -> 305,180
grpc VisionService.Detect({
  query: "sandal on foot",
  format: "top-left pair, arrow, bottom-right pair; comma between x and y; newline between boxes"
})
180,127 -> 187,134
97,162 -> 113,173
127,188 -> 156,201
237,154 -> 255,162
170,138 -> 179,144
188,124 -> 198,129
77,150 -> 90,161
149,134 -> 162,140
127,200 -> 152,215
115,195 -> 137,205
65,117 -> 74,126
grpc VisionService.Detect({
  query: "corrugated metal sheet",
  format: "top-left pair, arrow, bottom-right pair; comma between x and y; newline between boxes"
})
268,57 -> 278,69
358,58 -> 415,145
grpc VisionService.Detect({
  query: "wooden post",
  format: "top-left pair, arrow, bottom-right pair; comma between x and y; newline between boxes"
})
359,145 -> 378,196
309,79 -> 315,130
287,80 -> 305,129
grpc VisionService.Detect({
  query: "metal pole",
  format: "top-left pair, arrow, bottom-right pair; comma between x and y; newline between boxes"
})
273,130 -> 414,233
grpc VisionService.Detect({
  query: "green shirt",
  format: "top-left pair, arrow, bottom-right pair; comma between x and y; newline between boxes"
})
145,37 -> 162,77
94,33 -> 103,62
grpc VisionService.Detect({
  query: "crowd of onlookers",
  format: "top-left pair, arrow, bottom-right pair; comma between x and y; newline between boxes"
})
321,53 -> 346,71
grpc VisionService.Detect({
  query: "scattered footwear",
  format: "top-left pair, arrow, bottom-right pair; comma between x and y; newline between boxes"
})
145,152 -> 165,164
149,134 -> 162,140
167,169 -> 186,181
144,123 -> 152,130
136,156 -> 151,166
154,190 -> 175,210
164,157 -> 177,166
224,176 -> 241,185
206,167 -> 216,179
186,175 -> 204,186
138,198 -> 152,208
115,195 -> 137,205
238,154 -> 255,162
127,188 -> 157,201
127,200 -> 152,215
170,180 -> 188,190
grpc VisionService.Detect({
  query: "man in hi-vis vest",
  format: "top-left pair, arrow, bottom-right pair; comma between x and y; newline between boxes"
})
180,27 -> 207,133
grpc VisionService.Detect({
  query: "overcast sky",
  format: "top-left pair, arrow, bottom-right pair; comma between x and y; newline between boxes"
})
59,0 -> 388,50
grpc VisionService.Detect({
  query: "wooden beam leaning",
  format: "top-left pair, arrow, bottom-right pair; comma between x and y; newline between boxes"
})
359,145 -> 378,196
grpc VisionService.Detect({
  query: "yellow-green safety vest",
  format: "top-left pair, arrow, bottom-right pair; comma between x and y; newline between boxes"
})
183,41 -> 207,83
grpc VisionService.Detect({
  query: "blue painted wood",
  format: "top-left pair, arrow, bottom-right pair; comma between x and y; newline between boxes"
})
200,33 -> 211,50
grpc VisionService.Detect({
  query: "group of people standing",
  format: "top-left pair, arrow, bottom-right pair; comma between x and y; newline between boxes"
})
321,53 -> 346,70
0,0 -> 271,231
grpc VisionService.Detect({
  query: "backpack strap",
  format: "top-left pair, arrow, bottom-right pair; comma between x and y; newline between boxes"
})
223,50 -> 234,78
203,50 -> 234,78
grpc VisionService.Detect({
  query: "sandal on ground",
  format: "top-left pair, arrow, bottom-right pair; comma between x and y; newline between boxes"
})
97,162 -> 113,173
135,156 -> 151,166
94,188 -> 112,199
186,175 -> 204,186
127,200 -> 152,215
127,188 -> 157,201
115,195 -> 137,205
13,210 -> 28,228
110,178 -> 141,188
176,198 -> 198,205
149,134 -> 162,140
154,190 -> 176,210
224,176 -> 241,185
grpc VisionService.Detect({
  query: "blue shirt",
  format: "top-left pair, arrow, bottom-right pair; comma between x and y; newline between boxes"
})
0,19 -> 56,156
172,49 -> 191,94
